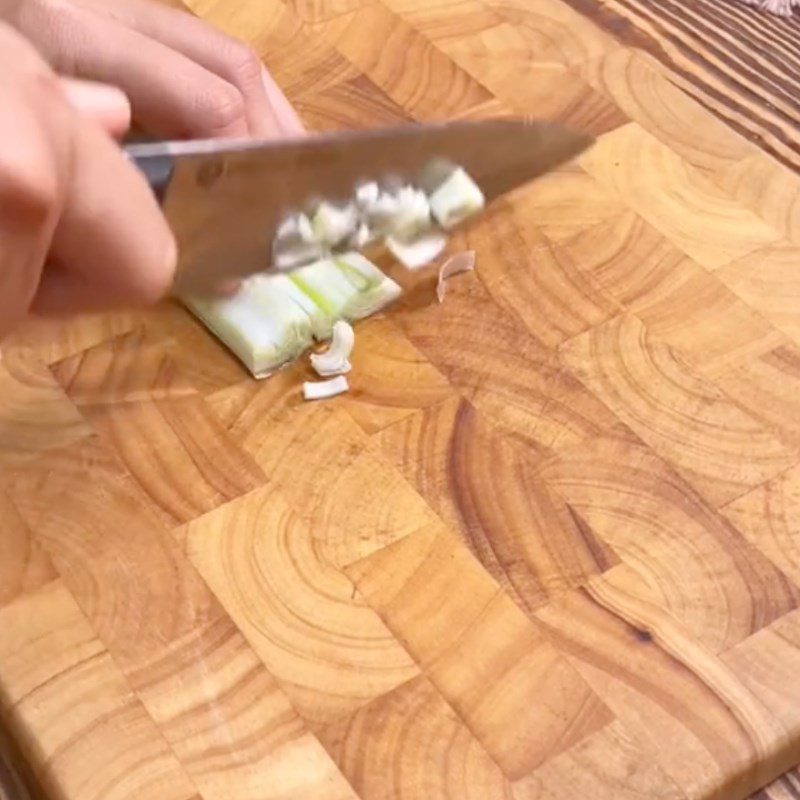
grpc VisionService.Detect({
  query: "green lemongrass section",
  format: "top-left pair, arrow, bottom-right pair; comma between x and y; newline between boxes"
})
184,253 -> 400,378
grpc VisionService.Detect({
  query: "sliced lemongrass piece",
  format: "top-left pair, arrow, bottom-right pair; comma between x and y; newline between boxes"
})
387,186 -> 433,240
437,250 -> 475,303
355,181 -> 380,208
334,252 -> 402,319
312,201 -> 359,247
387,230 -> 447,270
428,167 -> 485,229
272,212 -> 324,270
184,275 -> 314,378
360,190 -> 401,235
274,242 -> 324,271
310,320 -> 354,377
267,272 -> 332,340
303,375 -> 349,401
275,212 -> 315,246
291,258 -> 360,320
348,221 -> 376,250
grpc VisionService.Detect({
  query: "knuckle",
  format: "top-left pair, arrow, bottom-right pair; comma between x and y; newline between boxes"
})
132,238 -> 177,305
0,157 -> 59,225
194,81 -> 246,134
227,43 -> 263,87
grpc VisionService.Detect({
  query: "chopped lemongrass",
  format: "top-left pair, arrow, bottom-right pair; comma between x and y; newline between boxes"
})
184,274 -> 314,377
387,186 -> 433,240
349,221 -> 376,249
387,230 -> 447,270
288,253 -> 401,334
266,272 -> 332,340
275,212 -> 315,246
303,375 -> 349,401
437,250 -> 475,303
312,201 -> 359,247
360,190 -> 401,234
272,212 -> 324,270
310,320 -> 354,377
274,241 -> 324,271
334,252 -> 402,319
355,181 -> 380,208
185,252 -> 398,378
291,258 -> 361,319
428,167 -> 485,230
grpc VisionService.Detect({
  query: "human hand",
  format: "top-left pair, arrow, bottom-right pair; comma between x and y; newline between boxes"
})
0,23 -> 176,339
2,0 -> 305,139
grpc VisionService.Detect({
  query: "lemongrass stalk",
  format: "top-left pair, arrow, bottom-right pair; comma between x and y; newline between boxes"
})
184,275 -> 314,378
185,253 -> 399,378
334,253 -> 402,320
428,167 -> 485,229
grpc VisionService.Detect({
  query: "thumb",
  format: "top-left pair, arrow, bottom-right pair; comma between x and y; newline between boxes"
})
59,78 -> 131,138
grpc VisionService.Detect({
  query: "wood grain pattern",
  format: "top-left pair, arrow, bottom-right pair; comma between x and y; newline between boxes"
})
375,397 -> 618,612
580,123 -> 780,270
2,0 -> 800,797
558,0 -> 800,171
345,523 -> 612,778
0,582 -> 199,800
184,485 -> 420,726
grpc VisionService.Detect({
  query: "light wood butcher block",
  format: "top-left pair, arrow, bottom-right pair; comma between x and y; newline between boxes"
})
2,0 -> 800,798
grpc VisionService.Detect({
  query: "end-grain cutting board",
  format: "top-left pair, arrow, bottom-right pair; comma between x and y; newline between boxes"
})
2,0 -> 800,799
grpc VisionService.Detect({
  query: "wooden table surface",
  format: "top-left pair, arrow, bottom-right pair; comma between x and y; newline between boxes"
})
2,0 -> 800,799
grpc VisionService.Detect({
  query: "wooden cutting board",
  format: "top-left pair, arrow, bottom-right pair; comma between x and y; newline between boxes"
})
2,0 -> 800,799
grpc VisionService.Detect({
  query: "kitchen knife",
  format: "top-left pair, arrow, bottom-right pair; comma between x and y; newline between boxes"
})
125,119 -> 593,295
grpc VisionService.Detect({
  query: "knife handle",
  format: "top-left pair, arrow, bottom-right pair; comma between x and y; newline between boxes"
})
127,151 -> 174,204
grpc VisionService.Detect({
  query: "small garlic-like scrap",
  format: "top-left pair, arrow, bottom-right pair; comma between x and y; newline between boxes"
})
310,320 -> 355,377
436,250 -> 476,303
303,375 -> 349,401
387,230 -> 447,270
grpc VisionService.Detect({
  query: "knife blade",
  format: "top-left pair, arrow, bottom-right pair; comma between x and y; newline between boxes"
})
125,119 -> 593,295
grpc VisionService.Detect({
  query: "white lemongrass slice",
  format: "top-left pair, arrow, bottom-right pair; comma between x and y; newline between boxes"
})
275,212 -> 315,245
267,272 -> 332,340
272,212 -> 323,270
355,181 -> 380,208
310,320 -> 354,377
334,252 -> 402,319
387,230 -> 447,270
274,241 -> 324,271
388,186 -> 433,240
312,201 -> 359,247
303,375 -> 349,401
428,167 -> 485,229
291,258 -> 360,320
185,275 -> 314,377
349,221 -> 375,249
361,191 -> 401,234
436,250 -> 476,303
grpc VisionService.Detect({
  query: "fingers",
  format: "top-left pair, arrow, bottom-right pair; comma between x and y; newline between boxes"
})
0,25 -> 69,338
23,0 -> 305,139
22,1 -> 252,138
59,78 -> 131,137
88,0 -> 286,138
0,19 -> 176,334
33,112 -> 176,315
